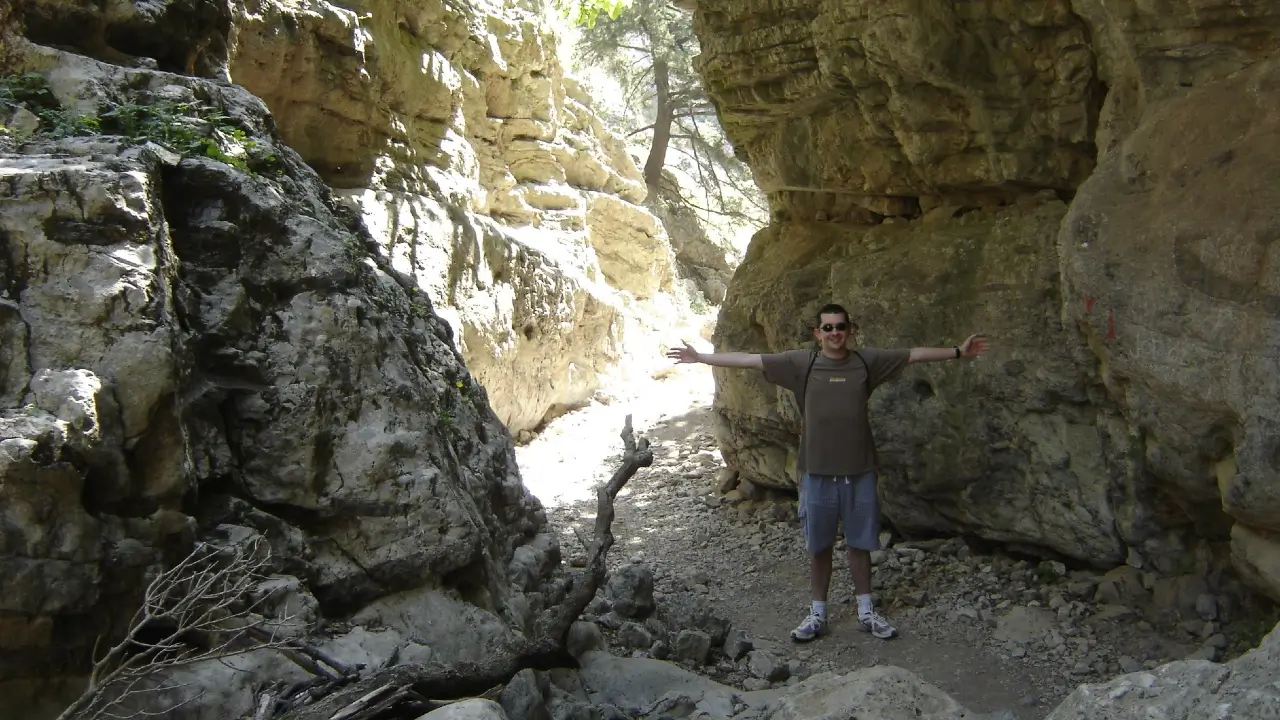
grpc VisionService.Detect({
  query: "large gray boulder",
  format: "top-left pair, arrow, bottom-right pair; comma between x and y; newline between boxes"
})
1047,622 -> 1280,718
0,43 -> 555,717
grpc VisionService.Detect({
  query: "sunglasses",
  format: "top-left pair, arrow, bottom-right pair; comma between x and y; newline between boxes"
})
820,322 -> 850,332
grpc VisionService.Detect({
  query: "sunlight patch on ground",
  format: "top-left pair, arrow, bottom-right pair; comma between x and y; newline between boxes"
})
514,362 -> 715,508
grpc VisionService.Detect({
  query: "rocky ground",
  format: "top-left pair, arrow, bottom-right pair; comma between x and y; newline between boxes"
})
515,364 -> 1280,720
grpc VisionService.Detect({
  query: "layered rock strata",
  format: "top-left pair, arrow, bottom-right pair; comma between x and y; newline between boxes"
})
689,0 -> 1280,599
224,0 -> 691,433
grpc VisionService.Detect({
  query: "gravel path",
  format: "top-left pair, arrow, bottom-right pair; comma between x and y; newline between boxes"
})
515,366 -> 1248,718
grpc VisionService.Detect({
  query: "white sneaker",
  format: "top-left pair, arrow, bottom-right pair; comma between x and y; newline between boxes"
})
790,612 -> 826,642
858,609 -> 897,639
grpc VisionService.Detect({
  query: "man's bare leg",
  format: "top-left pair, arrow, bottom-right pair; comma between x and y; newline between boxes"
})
847,547 -> 872,596
792,546 -> 835,642
811,546 -> 835,601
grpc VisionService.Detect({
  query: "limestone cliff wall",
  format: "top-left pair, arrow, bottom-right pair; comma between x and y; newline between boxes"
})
690,0 -> 1280,599
0,27 -> 559,719
225,0 -> 687,434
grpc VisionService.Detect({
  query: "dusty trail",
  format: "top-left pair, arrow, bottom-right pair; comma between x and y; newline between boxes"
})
515,365 -> 1199,719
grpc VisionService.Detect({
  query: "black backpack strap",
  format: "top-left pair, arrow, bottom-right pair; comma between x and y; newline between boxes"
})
852,349 -> 870,397
798,349 -> 818,414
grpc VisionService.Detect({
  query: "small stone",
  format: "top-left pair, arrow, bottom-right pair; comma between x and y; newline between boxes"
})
787,660 -> 812,681
1195,593 -> 1219,621
715,468 -> 740,494
1186,645 -> 1218,662
1207,633 -> 1228,650
649,640 -> 670,660
615,622 -> 653,649
748,650 -> 790,682
500,669 -> 545,720
644,616 -> 668,637
724,629 -> 753,660
742,678 -> 770,691
1066,579 -> 1099,598
1041,560 -> 1067,578
1094,581 -> 1121,605
605,564 -> 655,619
738,478 -> 764,500
566,621 -> 604,658
140,141 -> 183,167
673,629 -> 713,665
1118,655 -> 1142,673
903,590 -> 929,607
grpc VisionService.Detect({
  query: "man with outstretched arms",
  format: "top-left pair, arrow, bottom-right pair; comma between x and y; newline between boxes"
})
667,303 -> 988,642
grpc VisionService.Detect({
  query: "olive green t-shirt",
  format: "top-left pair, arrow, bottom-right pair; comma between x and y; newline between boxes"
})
761,348 -> 910,476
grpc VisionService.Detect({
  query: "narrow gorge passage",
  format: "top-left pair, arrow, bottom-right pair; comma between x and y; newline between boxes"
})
515,365 -> 1204,718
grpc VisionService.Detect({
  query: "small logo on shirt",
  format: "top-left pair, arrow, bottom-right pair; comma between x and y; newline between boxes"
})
829,377 -> 847,383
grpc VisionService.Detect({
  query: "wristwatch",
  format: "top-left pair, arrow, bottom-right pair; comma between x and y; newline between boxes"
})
954,346 -> 961,358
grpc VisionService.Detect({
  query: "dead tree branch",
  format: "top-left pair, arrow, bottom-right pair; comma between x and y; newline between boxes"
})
55,538 -> 308,720
277,417 -> 653,720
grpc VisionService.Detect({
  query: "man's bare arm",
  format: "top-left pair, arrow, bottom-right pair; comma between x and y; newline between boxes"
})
908,333 -> 989,364
666,341 -> 764,369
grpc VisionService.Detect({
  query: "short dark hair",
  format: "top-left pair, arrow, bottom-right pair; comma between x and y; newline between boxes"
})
815,303 -> 850,326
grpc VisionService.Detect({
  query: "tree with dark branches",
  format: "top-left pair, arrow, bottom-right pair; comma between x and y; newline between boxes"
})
563,0 -> 767,224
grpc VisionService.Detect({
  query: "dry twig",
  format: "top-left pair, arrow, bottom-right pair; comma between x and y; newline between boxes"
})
56,537 -> 292,720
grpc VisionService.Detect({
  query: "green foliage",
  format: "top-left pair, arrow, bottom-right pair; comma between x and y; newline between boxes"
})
575,0 -> 695,96
0,73 -> 282,175
97,98 -> 278,173
571,1 -> 767,223
554,0 -> 630,28
0,72 -> 100,138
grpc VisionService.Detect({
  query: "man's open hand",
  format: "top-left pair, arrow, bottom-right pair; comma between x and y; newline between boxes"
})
666,341 -> 701,364
959,333 -> 989,358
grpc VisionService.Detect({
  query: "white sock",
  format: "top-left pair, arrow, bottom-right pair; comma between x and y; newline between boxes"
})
811,600 -> 827,619
857,594 -> 873,617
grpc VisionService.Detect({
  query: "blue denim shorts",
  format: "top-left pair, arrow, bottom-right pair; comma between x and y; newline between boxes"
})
798,471 -> 881,552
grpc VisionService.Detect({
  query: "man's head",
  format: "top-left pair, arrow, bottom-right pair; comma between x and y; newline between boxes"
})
813,303 -> 855,354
